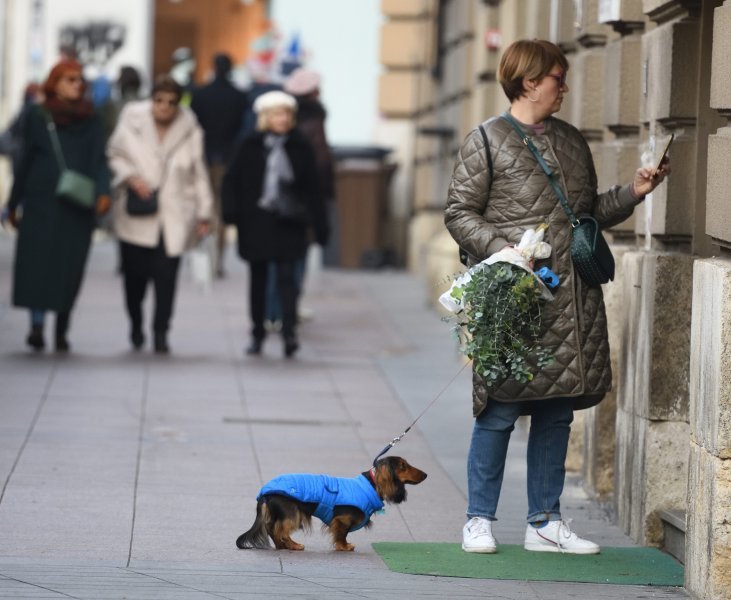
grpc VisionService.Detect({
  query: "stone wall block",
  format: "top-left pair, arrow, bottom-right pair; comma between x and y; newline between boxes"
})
570,49 -> 606,136
640,20 -> 699,123
583,244 -> 634,499
380,21 -> 429,68
413,162 -> 438,210
381,0 -> 433,18
576,0 -> 609,41
408,213 -> 449,274
440,43 -> 470,103
686,444 -> 731,600
649,253 -> 693,420
616,251 -> 644,417
554,0 -> 577,49
425,229 -> 463,307
645,136 -> 695,236
603,36 -> 642,129
710,1 -> 731,110
615,386 -> 642,536
599,0 -> 645,23
379,71 -> 420,118
642,420 -> 690,543
617,252 -> 692,421
616,411 -> 689,543
689,258 -> 731,458
706,129 -> 731,245
599,141 -> 640,233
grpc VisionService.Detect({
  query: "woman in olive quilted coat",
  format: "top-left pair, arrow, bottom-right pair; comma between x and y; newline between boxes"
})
445,40 -> 669,555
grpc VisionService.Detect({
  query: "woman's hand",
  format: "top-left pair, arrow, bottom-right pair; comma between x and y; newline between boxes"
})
95,195 -> 111,215
127,176 -> 152,199
195,219 -> 210,238
631,158 -> 671,199
1,206 -> 18,229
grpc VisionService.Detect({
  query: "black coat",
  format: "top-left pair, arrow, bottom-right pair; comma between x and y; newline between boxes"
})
295,98 -> 334,199
9,105 -> 110,312
222,130 -> 329,262
190,77 -> 247,164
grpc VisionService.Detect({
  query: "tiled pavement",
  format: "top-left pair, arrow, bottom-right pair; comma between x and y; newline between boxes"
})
0,234 -> 687,599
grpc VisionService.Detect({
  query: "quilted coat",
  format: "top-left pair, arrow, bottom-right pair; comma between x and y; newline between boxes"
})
258,473 -> 384,532
107,100 -> 213,257
444,114 -> 642,417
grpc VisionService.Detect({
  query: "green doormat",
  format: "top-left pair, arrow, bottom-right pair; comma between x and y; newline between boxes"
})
372,543 -> 684,586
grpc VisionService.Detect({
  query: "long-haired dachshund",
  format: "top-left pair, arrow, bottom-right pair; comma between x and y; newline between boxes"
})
236,456 -> 427,552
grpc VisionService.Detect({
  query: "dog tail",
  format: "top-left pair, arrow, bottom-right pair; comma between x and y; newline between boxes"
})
236,500 -> 272,549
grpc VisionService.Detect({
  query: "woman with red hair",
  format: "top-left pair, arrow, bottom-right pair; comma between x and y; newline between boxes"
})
6,59 -> 110,352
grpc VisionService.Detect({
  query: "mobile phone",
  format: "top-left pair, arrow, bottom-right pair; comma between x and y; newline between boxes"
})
654,134 -> 674,176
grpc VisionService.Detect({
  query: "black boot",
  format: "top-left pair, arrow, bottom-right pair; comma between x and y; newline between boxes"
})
246,337 -> 264,355
283,336 -> 299,358
26,325 -> 45,351
130,327 -> 145,350
55,313 -> 70,353
154,332 -> 169,354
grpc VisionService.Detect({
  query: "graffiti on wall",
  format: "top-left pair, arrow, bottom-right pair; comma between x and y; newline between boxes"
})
59,21 -> 126,68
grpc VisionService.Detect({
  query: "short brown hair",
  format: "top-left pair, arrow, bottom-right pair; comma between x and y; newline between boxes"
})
498,40 -> 569,102
151,75 -> 183,103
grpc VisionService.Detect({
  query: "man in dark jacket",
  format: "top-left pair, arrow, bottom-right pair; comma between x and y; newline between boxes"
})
191,53 -> 247,277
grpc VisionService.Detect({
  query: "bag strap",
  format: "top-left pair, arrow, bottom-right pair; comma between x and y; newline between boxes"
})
500,112 -> 579,228
41,109 -> 68,172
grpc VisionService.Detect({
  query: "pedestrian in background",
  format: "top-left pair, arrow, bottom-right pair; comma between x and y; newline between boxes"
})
444,40 -> 670,555
191,53 -> 247,278
0,83 -> 43,173
99,66 -> 143,139
5,59 -> 110,352
240,58 -> 282,137
223,90 -> 329,358
107,75 -> 212,354
263,67 -> 334,331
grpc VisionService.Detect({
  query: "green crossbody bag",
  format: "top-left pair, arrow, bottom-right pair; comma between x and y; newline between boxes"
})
501,113 -> 615,286
43,111 -> 96,210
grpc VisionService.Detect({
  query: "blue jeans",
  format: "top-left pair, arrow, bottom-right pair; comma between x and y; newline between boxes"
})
265,258 -> 307,321
466,398 -> 574,523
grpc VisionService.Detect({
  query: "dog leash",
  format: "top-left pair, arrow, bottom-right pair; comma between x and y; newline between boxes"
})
372,360 -> 470,466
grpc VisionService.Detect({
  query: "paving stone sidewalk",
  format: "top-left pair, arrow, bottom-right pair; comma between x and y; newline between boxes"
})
0,235 -> 687,599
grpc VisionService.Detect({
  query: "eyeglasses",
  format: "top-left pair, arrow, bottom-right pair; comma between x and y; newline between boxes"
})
546,73 -> 567,88
153,96 -> 179,107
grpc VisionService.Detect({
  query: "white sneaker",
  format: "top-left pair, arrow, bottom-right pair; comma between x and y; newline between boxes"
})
462,517 -> 497,553
524,519 -> 600,554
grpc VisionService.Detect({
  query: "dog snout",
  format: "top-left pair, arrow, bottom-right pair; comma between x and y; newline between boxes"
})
407,468 -> 427,484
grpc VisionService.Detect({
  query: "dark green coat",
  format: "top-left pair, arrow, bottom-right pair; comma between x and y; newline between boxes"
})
9,105 -> 110,312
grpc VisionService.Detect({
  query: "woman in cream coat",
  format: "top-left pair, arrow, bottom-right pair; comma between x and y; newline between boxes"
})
108,76 -> 212,353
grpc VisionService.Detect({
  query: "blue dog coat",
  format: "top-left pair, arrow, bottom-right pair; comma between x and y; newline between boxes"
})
258,473 -> 384,532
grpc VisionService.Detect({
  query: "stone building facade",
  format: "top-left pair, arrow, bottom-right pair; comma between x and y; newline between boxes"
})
378,0 -> 730,597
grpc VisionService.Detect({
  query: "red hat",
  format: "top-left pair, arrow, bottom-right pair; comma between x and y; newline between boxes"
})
43,59 -> 85,98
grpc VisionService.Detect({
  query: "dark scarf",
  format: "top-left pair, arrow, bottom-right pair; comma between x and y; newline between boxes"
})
43,96 -> 94,126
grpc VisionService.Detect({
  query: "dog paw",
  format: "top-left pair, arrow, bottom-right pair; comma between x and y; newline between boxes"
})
335,543 -> 355,552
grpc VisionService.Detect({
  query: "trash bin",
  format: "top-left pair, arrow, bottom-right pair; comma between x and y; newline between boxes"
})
331,145 -> 396,268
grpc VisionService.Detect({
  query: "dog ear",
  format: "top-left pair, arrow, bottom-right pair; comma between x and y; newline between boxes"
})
374,458 -> 408,504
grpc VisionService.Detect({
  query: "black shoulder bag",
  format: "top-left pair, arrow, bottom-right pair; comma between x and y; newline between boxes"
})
501,113 -> 614,286
458,124 -> 493,266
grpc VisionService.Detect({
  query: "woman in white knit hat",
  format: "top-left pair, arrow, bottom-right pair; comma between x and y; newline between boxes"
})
222,90 -> 329,358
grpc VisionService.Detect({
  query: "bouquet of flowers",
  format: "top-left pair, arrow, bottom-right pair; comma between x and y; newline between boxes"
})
440,225 -> 555,385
